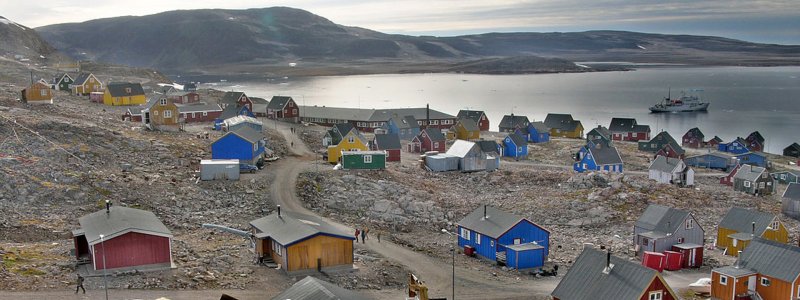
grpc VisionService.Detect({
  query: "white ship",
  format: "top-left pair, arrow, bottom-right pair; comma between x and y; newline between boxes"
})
649,90 -> 709,113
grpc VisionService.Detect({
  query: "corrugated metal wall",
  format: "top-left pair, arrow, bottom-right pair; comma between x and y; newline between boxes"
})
92,232 -> 170,270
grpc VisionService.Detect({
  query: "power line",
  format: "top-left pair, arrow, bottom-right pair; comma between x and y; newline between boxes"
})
0,113 -> 98,171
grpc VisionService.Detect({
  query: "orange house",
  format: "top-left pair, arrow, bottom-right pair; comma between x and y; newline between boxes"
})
21,82 -> 53,104
71,73 -> 103,95
142,95 -> 179,131
711,238 -> 800,300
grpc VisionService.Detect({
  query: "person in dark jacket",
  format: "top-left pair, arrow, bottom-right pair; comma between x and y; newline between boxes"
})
75,274 -> 86,294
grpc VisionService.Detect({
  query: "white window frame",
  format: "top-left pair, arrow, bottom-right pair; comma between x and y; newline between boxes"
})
475,233 -> 481,245
40,89 -> 47,96
686,219 -> 693,230
649,291 -> 662,300
744,181 -> 751,188
720,275 -> 728,285
460,228 -> 471,240
153,110 -> 159,116
364,155 -> 372,164
732,238 -> 738,247
433,142 -> 439,148
253,143 -> 258,151
273,241 -> 282,256
761,277 -> 770,287
164,110 -> 172,118
677,237 -> 684,243
202,111 -> 208,116
772,221 -> 779,230
348,136 -> 355,143
160,99 -> 166,105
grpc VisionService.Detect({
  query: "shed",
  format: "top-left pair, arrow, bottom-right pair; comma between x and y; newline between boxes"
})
684,152 -> 737,171
223,115 -> 263,132
782,183 -> 800,220
505,242 -> 545,270
446,140 -> 487,172
648,155 -> 694,186
249,97 -> 269,117
475,140 -> 501,170
271,276 -> 370,300
642,251 -> 666,272
20,81 -> 53,104
200,159 -> 240,181
503,133 -> 528,158
671,243 -> 703,268
72,205 -> 173,271
424,153 -> 459,172
341,151 -> 386,170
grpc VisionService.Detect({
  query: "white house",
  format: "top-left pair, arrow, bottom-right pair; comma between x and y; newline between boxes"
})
648,155 -> 694,186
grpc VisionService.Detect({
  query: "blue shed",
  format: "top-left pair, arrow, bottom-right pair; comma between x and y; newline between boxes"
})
456,205 -> 550,269
573,143 -> 623,173
505,243 -> 545,270
211,127 -> 265,165
527,122 -> 550,143
718,137 -> 750,154
735,152 -> 768,168
215,105 -> 255,130
684,152 -> 737,171
503,133 -> 528,158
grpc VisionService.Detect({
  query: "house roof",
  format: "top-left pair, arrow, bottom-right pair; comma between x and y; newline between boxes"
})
506,242 -> 544,252
499,115 -> 530,129
608,118 -> 637,132
446,140 -> 479,158
457,205 -> 533,239
333,123 -> 355,137
127,107 -> 143,116
528,121 -> 549,133
747,131 -> 765,143
267,96 -> 293,109
507,133 -> 527,147
52,73 -> 73,84
732,164 -> 767,182
220,103 -> 246,119
166,90 -> 194,97
250,211 -> 354,246
713,265 -> 757,277
587,144 -> 623,165
71,73 -> 95,85
178,103 -> 222,113
422,128 -> 445,142
635,204 -> 691,236
685,127 -> 704,138
221,92 -> 245,105
475,140 -> 500,155
271,276 -> 371,300
544,113 -> 574,129
785,142 -> 800,151
661,141 -> 686,155
736,238 -> 800,283
708,136 -> 723,143
400,115 -> 419,129
457,110 -> 485,124
632,124 -> 651,133
686,152 -> 734,160
78,206 -> 171,245
551,247 -> 666,300
564,120 -> 583,131
224,115 -> 263,127
719,207 -> 777,237
302,106 -> 376,121
373,134 -> 401,150
457,118 -> 479,132
223,126 -> 263,144
143,95 -> 165,110
650,131 -> 679,145
107,82 -> 145,97
649,156 -> 684,173
370,107 -> 455,122
588,125 -> 611,137
250,97 -> 269,104
783,183 -> 800,200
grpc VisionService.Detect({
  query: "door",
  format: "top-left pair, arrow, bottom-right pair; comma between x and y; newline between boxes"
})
689,248 -> 695,266
297,246 -> 309,270
747,275 -> 756,292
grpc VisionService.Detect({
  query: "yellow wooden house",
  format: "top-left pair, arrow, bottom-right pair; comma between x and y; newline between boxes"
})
21,81 -> 53,104
716,207 -> 788,257
71,73 -> 103,95
544,113 -> 584,138
451,118 -> 480,140
142,95 -> 179,131
103,82 -> 146,106
327,130 -> 368,164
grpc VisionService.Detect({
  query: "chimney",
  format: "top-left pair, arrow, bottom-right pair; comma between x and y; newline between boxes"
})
751,222 -> 755,237
105,200 -> 110,214
483,205 -> 488,219
277,205 -> 281,217
602,250 -> 614,274
426,104 -> 430,129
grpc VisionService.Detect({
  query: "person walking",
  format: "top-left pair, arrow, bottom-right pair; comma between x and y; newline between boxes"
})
354,229 -> 360,243
360,228 -> 366,244
377,230 -> 381,243
364,228 -> 370,240
75,274 -> 86,294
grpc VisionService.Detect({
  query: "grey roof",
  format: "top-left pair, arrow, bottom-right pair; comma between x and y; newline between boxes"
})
733,164 -> 767,182
662,140 -> 685,155
301,106 -> 376,121
587,144 -> 623,165
267,96 -> 293,109
475,140 -> 500,155
507,133 -> 527,147
785,142 -> 800,151
686,152 -> 734,160
708,136 -> 723,143
333,123 -> 355,137
127,107 -> 143,116
373,134 -> 401,150
271,276 -> 371,300
107,82 -> 145,97
229,127 -> 264,144
166,90 -> 193,97
421,128 -> 445,142
400,115 -> 419,129
71,73 -> 94,85
649,155 -> 683,173
651,131 -> 679,144
528,121 -> 549,133
544,113 -> 573,129
446,140 -> 479,158
713,266 -> 757,277
783,183 -> 800,199
671,243 -> 702,250
506,242 -> 544,251
52,73 -> 72,84
78,206 -> 171,245
587,125 -> 611,137
457,110 -> 485,124
178,103 -> 222,113
250,211 -> 354,246
457,118 -> 479,132
221,92 -> 245,105
224,115 -> 263,127
728,232 -> 755,241
608,118 -> 637,132
370,107 -> 455,122
250,97 -> 269,104
457,205 -> 536,239
551,247 -> 665,300
499,115 -> 530,129
635,204 -> 691,236
220,103 -> 244,119
143,95 -> 164,110
632,124 -> 651,133
737,238 -> 800,282
719,207 -> 777,237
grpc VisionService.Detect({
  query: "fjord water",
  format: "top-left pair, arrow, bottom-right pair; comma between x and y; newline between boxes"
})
212,66 -> 800,154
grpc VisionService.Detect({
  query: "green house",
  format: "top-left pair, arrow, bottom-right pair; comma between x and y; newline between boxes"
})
52,73 -> 74,91
341,151 -> 386,170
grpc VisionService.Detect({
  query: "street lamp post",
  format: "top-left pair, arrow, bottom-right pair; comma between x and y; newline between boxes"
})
441,229 -> 455,300
99,234 -> 108,300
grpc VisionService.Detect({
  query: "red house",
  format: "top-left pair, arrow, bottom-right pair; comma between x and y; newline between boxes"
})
706,136 -> 723,148
166,90 -> 200,104
72,204 -> 173,271
408,128 -> 446,153
371,133 -> 402,162
682,127 -> 705,148
720,164 -> 741,186
179,103 -> 223,123
552,247 -> 678,300
267,96 -> 299,121
123,107 -> 143,122
656,142 -> 686,159
220,92 -> 253,112
609,118 -> 651,141
456,109 -> 490,131
745,131 -> 765,152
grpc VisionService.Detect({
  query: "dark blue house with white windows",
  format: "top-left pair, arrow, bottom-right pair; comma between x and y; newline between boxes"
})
718,137 -> 751,154
573,142 -> 624,173
457,205 -> 550,270
503,133 -> 528,158
211,127 -> 265,165
734,152 -> 768,168
526,121 -> 550,143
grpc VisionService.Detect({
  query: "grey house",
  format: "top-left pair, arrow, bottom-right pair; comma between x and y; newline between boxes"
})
446,140 -> 488,172
271,276 -> 371,300
733,164 -> 776,196
634,204 -> 704,256
648,155 -> 694,186
782,183 -> 800,220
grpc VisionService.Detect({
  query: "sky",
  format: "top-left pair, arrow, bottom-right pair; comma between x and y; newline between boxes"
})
2,0 -> 799,44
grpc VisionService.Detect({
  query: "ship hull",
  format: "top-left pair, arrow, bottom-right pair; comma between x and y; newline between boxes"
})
649,102 -> 709,113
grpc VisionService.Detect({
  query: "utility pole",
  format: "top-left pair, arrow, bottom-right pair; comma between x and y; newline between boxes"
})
99,234 -> 108,300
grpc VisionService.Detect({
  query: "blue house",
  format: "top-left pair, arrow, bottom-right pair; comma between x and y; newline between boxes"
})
573,143 -> 623,173
211,127 -> 265,165
735,152 -> 768,168
526,121 -> 550,143
382,116 -> 419,140
214,105 -> 255,130
457,205 -> 550,269
684,152 -> 737,171
772,170 -> 800,184
503,133 -> 528,158
718,137 -> 751,154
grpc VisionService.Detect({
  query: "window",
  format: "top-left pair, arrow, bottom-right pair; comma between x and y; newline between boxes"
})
434,142 -> 439,148
760,277 -> 770,287
253,143 -> 258,151
125,87 -> 131,93
686,219 -> 694,230
641,237 -> 649,246
677,237 -> 684,243
649,291 -> 662,300
160,99 -> 166,105
154,110 -> 159,116
272,241 -> 282,256
513,238 -> 522,245
348,136 -> 355,143
460,228 -> 471,240
364,155 -> 372,164
720,275 -> 728,285
651,144 -> 656,149
288,101 -> 293,107
781,174 -> 786,180
744,181 -> 751,188
772,221 -> 779,230
518,147 -> 523,152
490,240 -> 494,247
40,89 -> 47,96
164,110 -> 172,118
481,115 -> 486,120
202,112 -> 208,116
475,233 -> 481,245
732,238 -> 738,247
292,109 -> 298,114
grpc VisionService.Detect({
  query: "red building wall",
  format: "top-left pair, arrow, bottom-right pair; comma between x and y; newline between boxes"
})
92,232 -> 171,270
282,99 -> 299,118
386,149 -> 401,162
478,114 -> 490,131
639,277 -> 676,300
422,136 -> 445,153
181,110 -> 222,123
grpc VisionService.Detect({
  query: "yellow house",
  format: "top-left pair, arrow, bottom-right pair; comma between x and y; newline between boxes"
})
103,82 -> 146,106
142,95 -> 179,131
716,207 -> 788,257
544,113 -> 584,138
71,73 -> 103,95
327,130 -> 368,164
452,118 -> 480,140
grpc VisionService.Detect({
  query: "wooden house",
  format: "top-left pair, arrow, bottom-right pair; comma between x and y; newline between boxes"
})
123,107 -> 143,122
734,164 -> 776,196
211,127 -> 266,166
382,116 -> 420,140
341,151 -> 386,170
783,183 -> 800,221
682,127 -> 705,148
178,103 -> 223,123
552,247 -> 678,300
51,73 -> 74,91
457,205 -> 550,269
648,155 -> 694,186
735,152 -> 769,168
103,82 -> 146,106
408,128 -> 445,154
166,90 -> 200,105
720,164 -> 742,186
20,81 -> 52,104
457,109 -> 490,131
214,104 -> 255,130
271,276 -> 369,300
249,97 -> 269,117
446,140 -> 490,172
706,135 -> 723,148
452,118 -> 480,140
70,73 -> 103,95
327,128 -> 369,164
574,142 -> 624,173
634,204 -> 704,257
772,170 -> 800,184
498,114 -> 529,133
711,238 -> 800,300
608,117 -> 651,141
503,133 -> 528,158
267,96 -> 299,121
141,95 -> 179,131
745,131 -> 765,152
250,209 -> 354,273
526,121 -> 550,143
716,207 -> 788,257
783,142 -> 800,158
72,204 -> 172,271
544,113 -> 583,138
323,123 -> 357,147
219,91 -> 253,112
586,125 -> 612,143
371,133 -> 401,162
655,142 -> 686,159
719,137 -> 751,154
638,131 -> 680,153
685,152 -> 737,171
